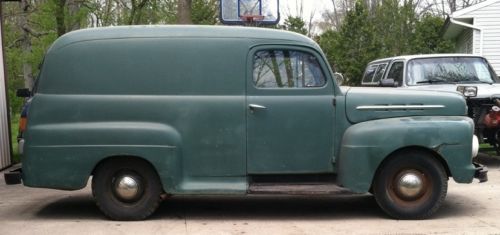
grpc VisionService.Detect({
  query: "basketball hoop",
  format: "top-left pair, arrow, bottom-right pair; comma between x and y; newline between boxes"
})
240,15 -> 265,23
220,0 -> 279,26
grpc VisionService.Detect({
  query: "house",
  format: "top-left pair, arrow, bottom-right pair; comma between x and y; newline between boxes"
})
0,19 -> 11,170
443,0 -> 500,76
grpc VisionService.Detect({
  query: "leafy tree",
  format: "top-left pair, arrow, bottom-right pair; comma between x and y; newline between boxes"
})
282,16 -> 307,35
318,0 -> 454,85
411,14 -> 454,54
191,0 -> 218,25
318,1 -> 379,85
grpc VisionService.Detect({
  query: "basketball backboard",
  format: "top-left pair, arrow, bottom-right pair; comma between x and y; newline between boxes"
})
220,0 -> 280,25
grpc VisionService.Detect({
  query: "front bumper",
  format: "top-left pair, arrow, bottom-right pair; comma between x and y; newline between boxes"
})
4,168 -> 22,185
474,162 -> 488,183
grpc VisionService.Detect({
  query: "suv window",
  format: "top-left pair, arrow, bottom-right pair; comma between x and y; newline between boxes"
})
373,63 -> 388,83
253,50 -> 326,88
362,64 -> 378,83
406,57 -> 498,85
387,62 -> 404,86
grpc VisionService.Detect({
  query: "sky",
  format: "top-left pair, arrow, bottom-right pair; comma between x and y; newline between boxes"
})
281,0 -> 333,22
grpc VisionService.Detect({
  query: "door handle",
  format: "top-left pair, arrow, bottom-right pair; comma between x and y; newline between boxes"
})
249,104 -> 267,112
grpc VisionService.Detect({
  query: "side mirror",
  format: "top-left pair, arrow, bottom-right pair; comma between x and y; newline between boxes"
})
334,72 -> 344,86
16,88 -> 31,97
379,78 -> 398,87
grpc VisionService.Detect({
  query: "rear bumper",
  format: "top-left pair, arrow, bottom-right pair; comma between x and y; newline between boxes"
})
4,168 -> 22,185
474,162 -> 488,183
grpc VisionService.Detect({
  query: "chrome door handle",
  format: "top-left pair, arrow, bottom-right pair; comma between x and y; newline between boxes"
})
249,104 -> 267,112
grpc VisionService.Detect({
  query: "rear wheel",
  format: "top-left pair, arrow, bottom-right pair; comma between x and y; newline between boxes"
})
92,157 -> 162,220
373,151 -> 447,219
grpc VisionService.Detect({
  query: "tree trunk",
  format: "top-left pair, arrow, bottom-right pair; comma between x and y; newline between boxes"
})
177,0 -> 192,24
54,0 -> 67,36
129,0 -> 149,25
19,0 -> 34,89
66,0 -> 82,31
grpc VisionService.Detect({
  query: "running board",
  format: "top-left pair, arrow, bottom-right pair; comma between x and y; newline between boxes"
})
248,183 -> 353,195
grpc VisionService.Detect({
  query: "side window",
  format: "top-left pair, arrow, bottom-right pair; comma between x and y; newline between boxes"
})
362,64 -> 378,84
253,50 -> 326,88
372,63 -> 387,83
387,62 -> 404,86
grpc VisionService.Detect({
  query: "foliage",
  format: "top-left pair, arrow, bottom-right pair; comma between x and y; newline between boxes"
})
318,1 -> 379,85
411,14 -> 454,54
282,16 -> 307,35
317,0 -> 455,85
191,0 -> 218,25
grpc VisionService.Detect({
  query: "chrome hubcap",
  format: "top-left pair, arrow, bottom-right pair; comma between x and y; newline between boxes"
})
114,175 -> 141,202
396,173 -> 424,199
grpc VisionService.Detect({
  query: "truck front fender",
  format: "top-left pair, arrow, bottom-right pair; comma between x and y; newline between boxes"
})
337,116 -> 475,193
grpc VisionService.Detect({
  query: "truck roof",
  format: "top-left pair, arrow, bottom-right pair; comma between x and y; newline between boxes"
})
369,54 -> 486,64
50,25 -> 318,51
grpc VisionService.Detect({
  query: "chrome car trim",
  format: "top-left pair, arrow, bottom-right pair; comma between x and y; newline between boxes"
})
356,105 -> 445,110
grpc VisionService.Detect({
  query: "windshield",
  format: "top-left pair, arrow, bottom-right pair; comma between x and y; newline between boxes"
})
407,57 -> 498,85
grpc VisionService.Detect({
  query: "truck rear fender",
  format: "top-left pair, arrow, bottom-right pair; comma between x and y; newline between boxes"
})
23,122 -> 183,191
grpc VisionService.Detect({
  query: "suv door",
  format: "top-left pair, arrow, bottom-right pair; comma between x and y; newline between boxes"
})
246,46 -> 336,174
385,61 -> 405,86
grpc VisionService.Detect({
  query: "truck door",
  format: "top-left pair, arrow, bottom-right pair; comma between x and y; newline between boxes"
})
246,46 -> 336,174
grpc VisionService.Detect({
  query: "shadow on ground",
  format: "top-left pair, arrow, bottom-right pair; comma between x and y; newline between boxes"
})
35,195 -> 105,220
32,191 -> 483,221
153,194 -> 382,221
475,152 -> 500,168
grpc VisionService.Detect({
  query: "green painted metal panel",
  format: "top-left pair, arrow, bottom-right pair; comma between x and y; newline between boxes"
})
345,87 -> 467,123
337,116 -> 475,193
20,26 -> 478,196
246,45 -> 336,174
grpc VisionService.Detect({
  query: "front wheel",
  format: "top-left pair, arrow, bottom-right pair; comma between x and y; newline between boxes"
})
372,151 -> 448,219
92,157 -> 162,220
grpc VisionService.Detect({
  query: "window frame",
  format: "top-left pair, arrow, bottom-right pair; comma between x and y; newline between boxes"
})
247,45 -> 333,94
385,60 -> 405,87
372,63 -> 388,84
362,64 -> 379,85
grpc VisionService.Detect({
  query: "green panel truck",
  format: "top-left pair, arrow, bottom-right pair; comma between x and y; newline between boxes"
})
4,25 -> 487,220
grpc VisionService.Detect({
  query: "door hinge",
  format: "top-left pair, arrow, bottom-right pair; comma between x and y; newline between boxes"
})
332,98 -> 336,107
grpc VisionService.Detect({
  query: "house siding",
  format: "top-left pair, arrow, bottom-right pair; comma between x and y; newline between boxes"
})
0,21 -> 11,170
456,28 -> 473,54
458,0 -> 500,75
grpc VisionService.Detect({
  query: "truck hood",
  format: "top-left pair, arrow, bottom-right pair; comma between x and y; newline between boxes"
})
406,83 -> 500,99
344,87 -> 467,124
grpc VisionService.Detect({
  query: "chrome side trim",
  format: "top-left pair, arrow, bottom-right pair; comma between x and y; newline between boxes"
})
356,105 -> 445,110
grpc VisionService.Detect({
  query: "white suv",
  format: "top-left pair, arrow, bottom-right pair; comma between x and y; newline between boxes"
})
362,54 -> 500,154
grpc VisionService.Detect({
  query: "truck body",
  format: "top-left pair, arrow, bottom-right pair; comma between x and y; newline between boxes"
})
6,26 -> 487,220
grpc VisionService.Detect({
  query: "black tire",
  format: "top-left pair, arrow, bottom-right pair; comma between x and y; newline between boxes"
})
372,151 -> 448,219
92,157 -> 162,221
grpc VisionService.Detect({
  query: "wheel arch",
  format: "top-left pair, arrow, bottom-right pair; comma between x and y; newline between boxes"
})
374,146 -> 452,179
91,155 -> 167,192
371,146 -> 451,190
91,155 -> 158,176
